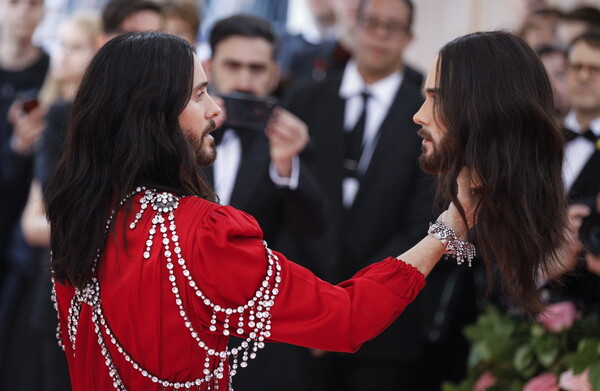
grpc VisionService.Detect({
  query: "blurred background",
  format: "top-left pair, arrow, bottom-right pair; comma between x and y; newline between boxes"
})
29,0 -> 600,74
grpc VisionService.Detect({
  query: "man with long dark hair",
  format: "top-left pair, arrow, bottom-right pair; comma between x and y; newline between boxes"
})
46,31 -> 567,390
285,0 -> 435,388
414,31 -> 568,313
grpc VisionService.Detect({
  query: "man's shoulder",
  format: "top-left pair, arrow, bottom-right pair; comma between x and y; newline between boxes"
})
176,196 -> 263,237
396,78 -> 424,104
179,195 -> 220,214
284,73 -> 343,110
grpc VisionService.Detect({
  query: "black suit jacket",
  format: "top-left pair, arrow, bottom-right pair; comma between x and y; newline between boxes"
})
285,73 -> 439,361
200,130 -> 326,269
561,138 -> 600,311
287,40 -> 423,93
568,148 -> 600,202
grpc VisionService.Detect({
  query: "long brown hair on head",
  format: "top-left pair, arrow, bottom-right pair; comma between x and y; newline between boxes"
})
45,32 -> 215,289
433,31 -> 568,315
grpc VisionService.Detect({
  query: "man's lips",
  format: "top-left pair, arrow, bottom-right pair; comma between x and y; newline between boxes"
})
417,128 -> 432,141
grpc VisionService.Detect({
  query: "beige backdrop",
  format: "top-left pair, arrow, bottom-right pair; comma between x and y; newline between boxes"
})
405,0 -> 600,76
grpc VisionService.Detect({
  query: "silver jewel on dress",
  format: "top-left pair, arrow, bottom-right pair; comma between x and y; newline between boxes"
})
51,187 -> 281,390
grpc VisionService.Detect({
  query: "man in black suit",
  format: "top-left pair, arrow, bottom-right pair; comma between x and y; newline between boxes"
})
285,0 -> 469,389
564,31 -> 600,202
201,14 -> 325,391
286,0 -> 423,92
202,14 -> 325,254
555,30 -> 600,310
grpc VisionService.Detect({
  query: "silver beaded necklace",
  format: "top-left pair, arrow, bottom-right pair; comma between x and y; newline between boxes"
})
51,187 -> 282,390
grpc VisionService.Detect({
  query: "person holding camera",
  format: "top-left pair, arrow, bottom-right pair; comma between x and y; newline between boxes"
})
202,14 -> 325,265
0,0 -> 48,285
546,30 -> 600,309
201,14 -> 326,391
0,0 -> 48,377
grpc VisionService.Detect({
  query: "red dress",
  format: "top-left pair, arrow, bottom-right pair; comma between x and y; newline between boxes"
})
53,190 -> 426,390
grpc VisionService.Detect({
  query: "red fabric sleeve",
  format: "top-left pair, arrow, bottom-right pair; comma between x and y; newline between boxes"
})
188,206 -> 426,353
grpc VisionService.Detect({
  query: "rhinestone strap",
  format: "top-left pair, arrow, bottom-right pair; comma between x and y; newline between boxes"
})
51,187 -> 281,390
428,220 -> 476,267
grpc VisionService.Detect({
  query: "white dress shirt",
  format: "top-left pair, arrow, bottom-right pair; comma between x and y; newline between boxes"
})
563,111 -> 600,192
214,129 -> 242,205
339,60 -> 404,207
213,129 -> 300,206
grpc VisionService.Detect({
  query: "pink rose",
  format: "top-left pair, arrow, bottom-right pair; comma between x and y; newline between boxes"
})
559,369 -> 593,391
473,371 -> 496,391
536,301 -> 581,332
523,372 -> 560,391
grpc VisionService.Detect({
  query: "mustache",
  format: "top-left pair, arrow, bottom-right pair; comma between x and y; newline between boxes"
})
417,128 -> 432,140
204,119 -> 216,134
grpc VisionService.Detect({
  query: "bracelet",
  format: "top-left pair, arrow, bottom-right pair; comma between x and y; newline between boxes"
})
428,221 -> 476,267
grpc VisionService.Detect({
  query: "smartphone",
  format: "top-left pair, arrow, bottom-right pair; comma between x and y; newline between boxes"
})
221,92 -> 279,132
16,89 -> 40,114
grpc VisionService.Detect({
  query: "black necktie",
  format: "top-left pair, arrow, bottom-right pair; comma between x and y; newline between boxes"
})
344,92 -> 370,176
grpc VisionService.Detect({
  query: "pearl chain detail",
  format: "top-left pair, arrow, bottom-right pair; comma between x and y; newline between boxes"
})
51,187 -> 281,390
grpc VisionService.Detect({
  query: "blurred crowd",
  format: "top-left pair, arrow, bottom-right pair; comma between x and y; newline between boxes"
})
0,0 -> 598,390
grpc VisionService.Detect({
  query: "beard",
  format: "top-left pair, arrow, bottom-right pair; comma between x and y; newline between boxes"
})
417,128 -> 447,174
418,147 -> 445,174
186,119 -> 217,166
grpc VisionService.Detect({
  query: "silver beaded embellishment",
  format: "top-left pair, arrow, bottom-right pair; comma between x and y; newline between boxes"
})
51,187 -> 282,390
428,220 -> 476,267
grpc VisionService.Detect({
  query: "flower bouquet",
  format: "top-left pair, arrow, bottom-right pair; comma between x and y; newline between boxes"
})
443,302 -> 600,391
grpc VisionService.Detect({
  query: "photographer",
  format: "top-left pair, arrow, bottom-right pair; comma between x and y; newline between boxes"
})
544,30 -> 600,310
202,14 -> 324,259
201,14 -> 326,391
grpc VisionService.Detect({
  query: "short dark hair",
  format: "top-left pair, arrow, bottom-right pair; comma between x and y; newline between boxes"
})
46,32 -> 214,288
160,0 -> 201,38
536,43 -> 566,59
209,14 -> 279,59
530,7 -> 563,19
102,0 -> 164,34
568,29 -> 600,53
358,0 -> 414,32
562,6 -> 600,27
433,31 -> 567,314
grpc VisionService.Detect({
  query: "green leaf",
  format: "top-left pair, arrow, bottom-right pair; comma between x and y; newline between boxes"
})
514,345 -> 534,374
530,323 -> 545,338
533,335 -> 560,368
509,380 -> 524,391
572,339 -> 600,374
441,383 -> 458,391
589,360 -> 600,391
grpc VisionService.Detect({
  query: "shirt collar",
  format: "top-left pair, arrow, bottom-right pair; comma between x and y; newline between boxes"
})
339,60 -> 403,106
564,110 -> 600,136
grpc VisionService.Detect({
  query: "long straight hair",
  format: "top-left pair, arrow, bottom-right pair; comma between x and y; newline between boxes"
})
45,32 -> 215,288
433,31 -> 568,314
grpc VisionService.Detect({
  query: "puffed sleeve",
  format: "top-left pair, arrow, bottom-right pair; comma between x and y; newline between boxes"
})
189,205 -> 426,353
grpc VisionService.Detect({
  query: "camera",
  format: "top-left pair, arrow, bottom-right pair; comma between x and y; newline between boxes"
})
16,89 -> 40,114
576,197 -> 600,255
221,92 -> 279,132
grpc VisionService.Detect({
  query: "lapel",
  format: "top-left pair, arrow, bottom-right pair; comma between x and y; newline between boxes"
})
323,79 -> 347,208
569,149 -> 600,200
350,80 -> 420,210
229,133 -> 270,209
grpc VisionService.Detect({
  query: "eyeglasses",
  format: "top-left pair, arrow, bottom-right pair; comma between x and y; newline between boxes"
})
356,14 -> 408,36
567,63 -> 600,78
